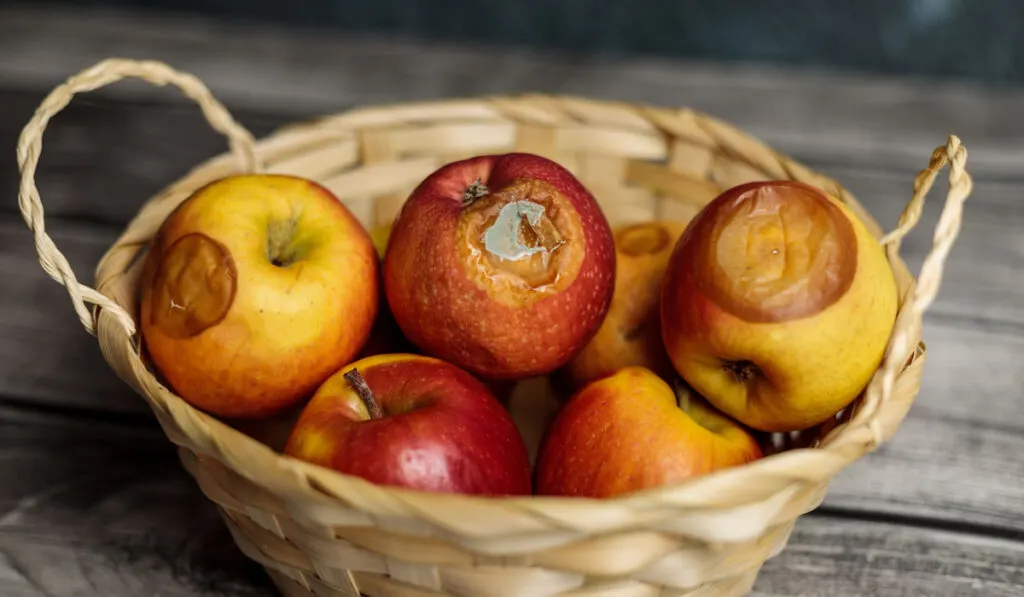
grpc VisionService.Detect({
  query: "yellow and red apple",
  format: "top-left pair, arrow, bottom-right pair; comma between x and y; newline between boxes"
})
284,353 -> 532,496
383,153 -> 616,380
660,180 -> 899,432
535,366 -> 762,498
559,220 -> 690,392
139,174 -> 379,419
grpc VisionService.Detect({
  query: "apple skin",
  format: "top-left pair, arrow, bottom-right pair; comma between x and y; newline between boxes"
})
534,366 -> 763,499
283,353 -> 533,496
558,220 -> 691,394
139,174 -> 379,419
660,180 -> 899,433
383,153 -> 616,380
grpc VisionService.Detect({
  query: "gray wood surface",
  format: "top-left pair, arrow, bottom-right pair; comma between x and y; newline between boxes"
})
0,4 -> 1021,596
8,5 -> 1024,178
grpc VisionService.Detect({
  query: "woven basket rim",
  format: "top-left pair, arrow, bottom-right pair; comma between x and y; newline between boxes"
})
16,59 -> 973,537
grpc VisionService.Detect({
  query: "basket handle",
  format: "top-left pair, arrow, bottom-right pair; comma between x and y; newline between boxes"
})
16,58 -> 262,338
861,135 -> 973,433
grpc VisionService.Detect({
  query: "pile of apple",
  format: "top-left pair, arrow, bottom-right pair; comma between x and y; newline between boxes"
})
138,152 -> 898,499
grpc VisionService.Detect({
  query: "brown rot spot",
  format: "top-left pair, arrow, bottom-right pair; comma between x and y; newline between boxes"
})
617,223 -> 671,257
150,232 -> 237,338
688,181 -> 858,323
457,178 -> 585,305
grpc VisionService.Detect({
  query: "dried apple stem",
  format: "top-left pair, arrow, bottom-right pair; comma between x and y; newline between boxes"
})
344,368 -> 384,420
463,178 -> 490,204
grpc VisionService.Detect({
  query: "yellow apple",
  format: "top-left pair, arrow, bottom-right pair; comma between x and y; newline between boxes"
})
660,180 -> 899,432
560,220 -> 691,393
139,174 -> 379,419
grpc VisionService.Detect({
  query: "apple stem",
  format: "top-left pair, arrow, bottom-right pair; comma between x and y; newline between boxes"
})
344,369 -> 384,420
463,178 -> 490,204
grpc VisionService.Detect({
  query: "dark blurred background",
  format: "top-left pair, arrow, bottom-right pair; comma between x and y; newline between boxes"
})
10,0 -> 1020,85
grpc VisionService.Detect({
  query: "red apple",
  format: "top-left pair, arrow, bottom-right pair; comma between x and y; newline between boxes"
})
383,153 -> 616,380
283,354 -> 532,496
535,367 -> 763,499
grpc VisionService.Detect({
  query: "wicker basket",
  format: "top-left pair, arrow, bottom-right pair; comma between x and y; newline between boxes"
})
16,59 -> 972,597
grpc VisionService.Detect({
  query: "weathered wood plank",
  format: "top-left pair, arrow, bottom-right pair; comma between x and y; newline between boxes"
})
0,218 -> 141,413
3,5 -> 1024,177
1,409 -> 1021,597
0,409 -> 275,597
0,88 -> 297,225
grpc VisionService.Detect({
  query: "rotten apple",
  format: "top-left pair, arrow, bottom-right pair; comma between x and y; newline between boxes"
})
660,180 -> 899,432
139,174 -> 379,419
382,153 -> 616,380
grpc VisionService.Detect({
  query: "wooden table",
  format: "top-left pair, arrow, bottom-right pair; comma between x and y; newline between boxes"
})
1,6 -> 1022,597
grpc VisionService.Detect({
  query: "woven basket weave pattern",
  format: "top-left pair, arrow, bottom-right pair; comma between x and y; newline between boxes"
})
16,59 -> 973,597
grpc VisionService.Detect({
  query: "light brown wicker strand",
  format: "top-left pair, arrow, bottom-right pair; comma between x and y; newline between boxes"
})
860,138 -> 973,433
15,57 -> 262,336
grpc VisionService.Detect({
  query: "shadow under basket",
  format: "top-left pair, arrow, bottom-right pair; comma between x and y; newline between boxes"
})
16,59 -> 973,597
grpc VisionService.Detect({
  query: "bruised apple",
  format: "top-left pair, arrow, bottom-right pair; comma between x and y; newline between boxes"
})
661,180 -> 899,432
383,153 -> 615,379
535,367 -> 762,498
284,354 -> 532,496
560,220 -> 690,392
139,174 -> 378,419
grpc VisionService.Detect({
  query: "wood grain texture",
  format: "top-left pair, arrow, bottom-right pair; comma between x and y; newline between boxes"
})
4,4 -> 1024,178
1,408 -> 1021,597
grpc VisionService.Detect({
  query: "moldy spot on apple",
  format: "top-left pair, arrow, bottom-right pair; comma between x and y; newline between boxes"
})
456,177 -> 587,306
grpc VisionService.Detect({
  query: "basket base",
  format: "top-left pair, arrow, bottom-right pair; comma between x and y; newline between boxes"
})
265,566 -> 763,597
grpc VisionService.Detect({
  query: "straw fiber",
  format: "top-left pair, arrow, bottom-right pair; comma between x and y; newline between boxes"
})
15,59 -> 973,597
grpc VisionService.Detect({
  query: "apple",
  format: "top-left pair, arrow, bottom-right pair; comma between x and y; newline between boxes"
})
660,180 -> 899,432
139,174 -> 379,419
283,354 -> 533,496
383,152 -> 616,380
534,367 -> 763,499
558,220 -> 691,393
